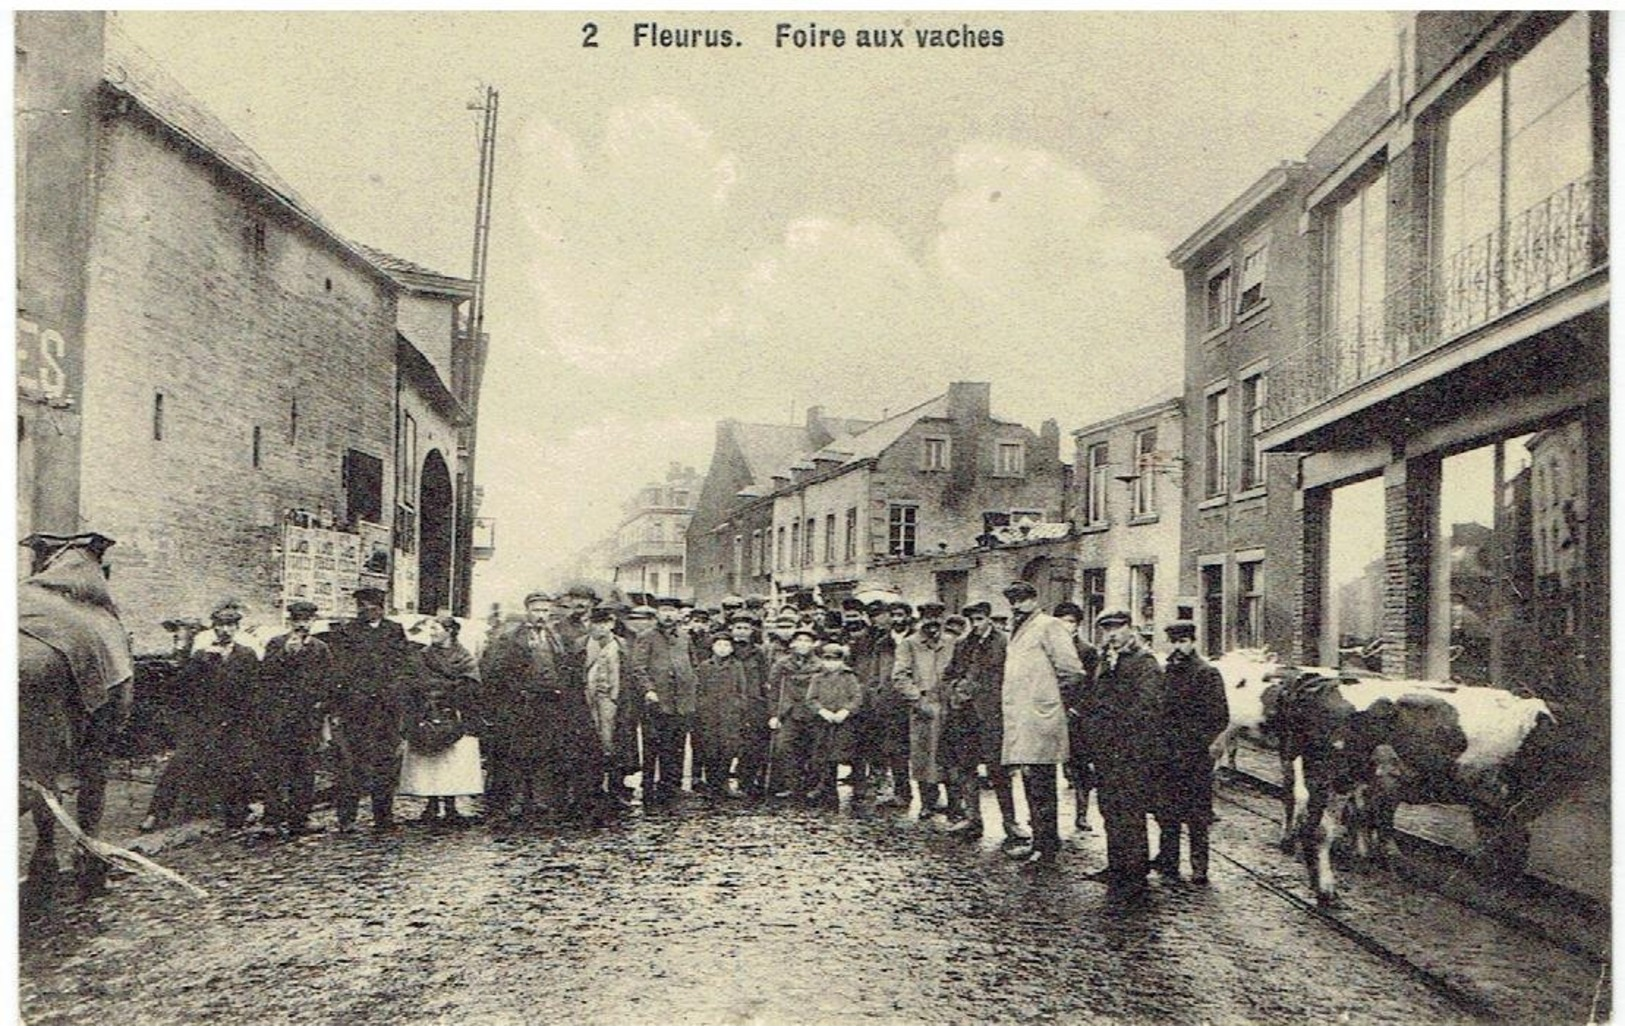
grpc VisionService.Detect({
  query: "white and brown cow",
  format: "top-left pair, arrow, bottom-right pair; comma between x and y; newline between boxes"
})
1234,666 -> 1565,906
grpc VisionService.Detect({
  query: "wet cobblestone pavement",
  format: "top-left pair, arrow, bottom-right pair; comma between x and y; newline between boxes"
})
19,778 -> 1608,1026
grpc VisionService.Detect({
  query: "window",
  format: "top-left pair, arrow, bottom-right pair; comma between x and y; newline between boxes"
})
252,425 -> 262,469
921,435 -> 951,471
1084,442 -> 1110,525
824,514 -> 836,564
1440,15 -> 1594,335
1238,559 -> 1264,649
400,413 -> 418,502
1205,388 -> 1230,497
343,449 -> 384,525
752,529 -> 764,576
671,571 -> 684,592
1132,427 -> 1158,517
645,519 -> 664,542
672,489 -> 690,507
1238,236 -> 1269,313
1241,374 -> 1267,491
1205,264 -> 1233,332
888,504 -> 918,557
790,521 -> 801,567
153,393 -> 164,441
1328,168 -> 1390,384
776,526 -> 786,571
1129,563 -> 1155,628
804,518 -> 816,566
289,397 -> 299,446
995,441 -> 1025,476
1081,568 -> 1107,633
1201,562 -> 1225,658
733,534 -> 744,584
844,507 -> 858,561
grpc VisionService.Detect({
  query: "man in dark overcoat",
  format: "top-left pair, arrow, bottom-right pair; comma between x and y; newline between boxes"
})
850,602 -> 911,807
325,587 -> 411,832
1151,620 -> 1229,884
1083,608 -> 1165,890
629,602 -> 699,806
142,605 -> 261,829
940,601 -> 1017,842
1052,602 -> 1102,832
725,612 -> 774,796
256,600 -> 334,835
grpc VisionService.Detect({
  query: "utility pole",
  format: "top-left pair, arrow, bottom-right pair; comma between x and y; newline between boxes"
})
452,85 -> 498,616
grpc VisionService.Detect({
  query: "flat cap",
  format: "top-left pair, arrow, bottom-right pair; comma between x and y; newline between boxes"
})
626,605 -> 657,620
210,607 -> 243,626
523,590 -> 554,605
917,601 -> 946,618
1095,608 -> 1132,628
285,600 -> 319,620
962,601 -> 992,618
1164,619 -> 1198,641
1052,601 -> 1085,621
1001,580 -> 1038,601
353,586 -> 387,604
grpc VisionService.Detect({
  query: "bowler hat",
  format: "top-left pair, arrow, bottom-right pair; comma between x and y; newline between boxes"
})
354,587 -> 387,605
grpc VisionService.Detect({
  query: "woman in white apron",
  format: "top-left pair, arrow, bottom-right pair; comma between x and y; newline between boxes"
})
399,616 -> 483,824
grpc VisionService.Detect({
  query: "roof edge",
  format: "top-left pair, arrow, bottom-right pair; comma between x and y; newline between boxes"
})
1167,161 -> 1308,268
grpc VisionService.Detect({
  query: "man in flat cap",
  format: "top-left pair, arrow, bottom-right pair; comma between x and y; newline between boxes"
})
142,604 -> 262,831
766,626 -> 823,799
1084,608 -> 1164,890
892,600 -> 957,820
631,600 -> 699,806
256,600 -> 335,836
858,600 -> 916,807
939,601 -> 1020,844
1052,601 -> 1102,833
724,611 -> 774,797
1151,620 -> 1228,884
325,587 -> 412,832
999,581 -> 1085,867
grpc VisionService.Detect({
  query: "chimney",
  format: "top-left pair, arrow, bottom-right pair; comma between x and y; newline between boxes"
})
1040,419 -> 1061,463
945,382 -> 990,509
771,473 -> 791,491
805,405 -> 832,448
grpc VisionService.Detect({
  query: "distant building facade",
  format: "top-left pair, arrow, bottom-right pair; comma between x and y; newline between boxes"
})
611,464 -> 700,601
1069,394 -> 1184,638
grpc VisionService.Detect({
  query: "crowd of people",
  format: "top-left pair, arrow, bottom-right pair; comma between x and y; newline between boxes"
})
140,579 -> 1230,892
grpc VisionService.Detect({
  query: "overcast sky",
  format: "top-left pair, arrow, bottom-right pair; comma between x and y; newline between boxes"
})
117,10 -> 1397,609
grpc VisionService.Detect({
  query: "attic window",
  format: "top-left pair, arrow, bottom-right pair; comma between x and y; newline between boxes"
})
248,219 -> 267,255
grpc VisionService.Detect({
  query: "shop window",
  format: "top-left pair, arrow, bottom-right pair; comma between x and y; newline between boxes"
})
1325,477 -> 1385,668
1437,423 -> 1589,696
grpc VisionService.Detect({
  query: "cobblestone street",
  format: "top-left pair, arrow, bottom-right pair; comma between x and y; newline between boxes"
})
19,777 -> 1606,1026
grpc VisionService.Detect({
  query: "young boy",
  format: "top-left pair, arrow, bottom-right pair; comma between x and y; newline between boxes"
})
805,641 -> 865,808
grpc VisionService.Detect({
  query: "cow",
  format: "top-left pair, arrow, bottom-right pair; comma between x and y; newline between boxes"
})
1229,665 -> 1566,906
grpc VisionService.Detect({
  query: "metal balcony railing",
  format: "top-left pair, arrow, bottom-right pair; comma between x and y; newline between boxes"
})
1266,171 -> 1606,428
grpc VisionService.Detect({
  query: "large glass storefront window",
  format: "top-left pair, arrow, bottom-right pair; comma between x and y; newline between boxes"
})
1325,477 -> 1386,670
1435,420 -> 1591,697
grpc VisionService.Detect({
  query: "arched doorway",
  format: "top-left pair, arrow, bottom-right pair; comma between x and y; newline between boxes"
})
418,450 -> 454,614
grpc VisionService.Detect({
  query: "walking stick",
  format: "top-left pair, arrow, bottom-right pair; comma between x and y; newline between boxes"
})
763,723 -> 776,795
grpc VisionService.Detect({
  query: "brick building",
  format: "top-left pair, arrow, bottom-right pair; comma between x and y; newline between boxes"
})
1234,12 -> 1606,759
610,464 -> 700,601
1069,393 -> 1184,639
16,13 -> 484,649
763,382 -> 1067,610
687,409 -> 872,604
1168,162 -> 1314,659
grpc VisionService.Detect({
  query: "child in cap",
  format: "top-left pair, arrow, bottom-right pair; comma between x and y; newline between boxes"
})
805,641 -> 864,808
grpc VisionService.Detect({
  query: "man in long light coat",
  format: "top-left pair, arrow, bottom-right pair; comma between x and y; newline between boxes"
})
999,581 -> 1085,867
891,602 -> 957,820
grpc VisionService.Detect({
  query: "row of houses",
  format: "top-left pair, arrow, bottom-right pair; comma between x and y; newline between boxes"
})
680,11 -> 1607,755
17,13 -> 491,651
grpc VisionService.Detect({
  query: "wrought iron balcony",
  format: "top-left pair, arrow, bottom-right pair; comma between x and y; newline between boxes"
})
1266,171 -> 1606,429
